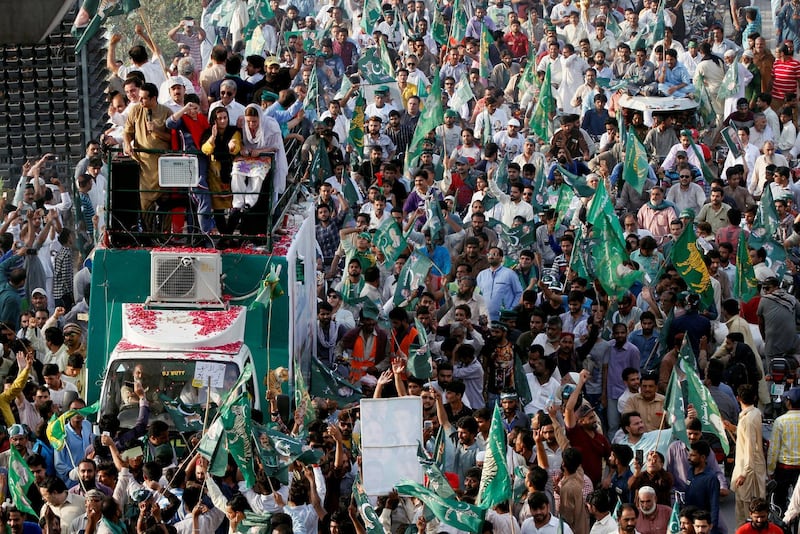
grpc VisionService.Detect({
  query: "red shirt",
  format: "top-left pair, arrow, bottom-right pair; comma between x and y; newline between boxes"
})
735,523 -> 784,534
565,424 -> 611,483
504,31 -> 529,59
771,57 -> 800,99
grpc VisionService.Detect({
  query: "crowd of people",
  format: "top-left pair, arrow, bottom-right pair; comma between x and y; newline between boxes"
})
7,0 -> 800,531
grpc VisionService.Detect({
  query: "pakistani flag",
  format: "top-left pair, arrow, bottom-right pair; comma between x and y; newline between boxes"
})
219,394 -> 257,487
477,403 -> 511,509
449,75 -> 475,112
373,217 -> 408,264
358,47 -> 395,84
586,178 -> 621,233
396,480 -> 485,531
253,423 -> 323,484
393,251 -> 435,306
9,445 -> 37,517
310,355 -> 363,404
348,92 -> 367,164
47,400 -> 100,450
569,226 -> 590,280
73,0 -> 141,53
530,64 -> 554,141
417,442 -> 457,498
556,165 -> 596,197
517,50 -> 538,96
379,39 -> 396,78
646,0 -> 666,47
668,224 -> 715,308
242,0 -> 274,41
554,185 -> 575,222
623,131 -> 650,194
530,153 -> 548,210
734,229 -> 758,301
409,318 -> 434,378
353,473 -> 383,534
668,499 -> 681,534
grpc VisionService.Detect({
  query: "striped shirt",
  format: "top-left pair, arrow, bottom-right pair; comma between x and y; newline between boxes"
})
767,409 -> 800,473
771,58 -> 800,99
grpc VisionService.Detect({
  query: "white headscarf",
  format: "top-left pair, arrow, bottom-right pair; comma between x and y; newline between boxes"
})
242,104 -> 268,150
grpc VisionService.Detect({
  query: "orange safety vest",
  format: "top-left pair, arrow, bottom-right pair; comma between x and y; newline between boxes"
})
351,334 -> 378,382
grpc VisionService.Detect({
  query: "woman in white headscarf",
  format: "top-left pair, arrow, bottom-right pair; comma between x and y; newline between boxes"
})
231,104 -> 281,210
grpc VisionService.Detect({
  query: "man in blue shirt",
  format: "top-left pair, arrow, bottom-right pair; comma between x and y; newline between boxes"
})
658,49 -> 694,97
686,440 -> 723,534
628,310 -> 659,371
476,247 -> 524,321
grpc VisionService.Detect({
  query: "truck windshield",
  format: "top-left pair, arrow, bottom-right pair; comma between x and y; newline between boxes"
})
105,359 -> 245,430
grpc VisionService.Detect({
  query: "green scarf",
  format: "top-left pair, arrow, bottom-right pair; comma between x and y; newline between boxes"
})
101,518 -> 128,534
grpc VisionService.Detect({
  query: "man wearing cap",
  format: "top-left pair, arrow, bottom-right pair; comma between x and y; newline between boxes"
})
0,424 -> 30,470
262,49 -> 304,95
69,489 -> 106,534
365,86 -> 398,130
769,386 -> 800,514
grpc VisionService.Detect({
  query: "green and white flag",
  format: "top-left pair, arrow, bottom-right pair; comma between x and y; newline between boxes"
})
448,0 -> 467,46
417,442 -> 457,498
73,0 -> 141,52
663,368 -> 688,445
379,39 -> 396,78
556,165 -> 596,197
310,355 -> 363,405
373,217 -> 408,264
513,354 -> 533,407
250,264 -> 285,310
623,131 -> 650,194
353,472 -> 384,534
734,229 -> 758,301
750,182 -> 780,247
487,218 -> 537,249
477,403 -> 512,509
347,92 -> 367,164
358,46 -> 395,84
679,339 -> 730,454
393,251 -> 435,306
479,25 -> 494,79
431,7 -> 448,45
47,400 -> 100,450
303,65 -> 321,120
409,318 -> 434,379
718,57 -> 741,101
589,210 -> 643,298
448,74 -> 475,112
219,394 -> 257,487
406,68 -> 444,169
530,64 -> 554,141
395,480 -> 485,531
646,0 -> 666,47
668,224 -> 715,308
361,0 -> 382,34
9,445 -> 37,517
293,360 -> 316,433
668,499 -> 681,534
309,142 -> 333,185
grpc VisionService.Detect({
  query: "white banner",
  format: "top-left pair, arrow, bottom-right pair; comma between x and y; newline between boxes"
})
360,397 -> 424,495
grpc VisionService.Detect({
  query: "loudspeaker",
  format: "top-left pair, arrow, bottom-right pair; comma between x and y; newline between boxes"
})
107,156 -> 142,247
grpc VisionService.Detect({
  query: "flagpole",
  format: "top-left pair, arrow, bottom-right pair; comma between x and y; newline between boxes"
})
137,10 -> 169,80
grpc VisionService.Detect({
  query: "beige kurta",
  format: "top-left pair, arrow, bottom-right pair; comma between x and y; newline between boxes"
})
124,103 -> 172,212
732,405 -> 767,525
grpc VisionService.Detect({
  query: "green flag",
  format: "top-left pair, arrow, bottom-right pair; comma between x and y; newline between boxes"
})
449,75 -> 475,113
310,355 -> 363,404
617,107 -> 626,144
303,65 -> 320,120
448,0 -> 467,46
406,68 -> 444,172
589,211 -> 643,298
342,172 -> 363,207
694,77 -> 717,127
479,25 -> 494,79
249,264 -> 285,310
353,472 -> 384,534
734,229 -> 758,301
294,360 -> 316,432
47,400 -> 100,450
760,238 -> 788,277
433,425 -> 446,469
646,0 -> 666,47
159,395 -> 217,433
197,416 -> 229,476
517,50 -> 538,96
606,13 -> 622,36
242,0 -> 275,41
9,445 -> 37,517
569,226 -> 590,279
477,403 -> 512,509
309,143 -> 333,185
253,423 -> 323,484
585,178 -> 619,230
432,7 -> 449,46
395,480 -> 485,531
623,131 -> 650,194
417,442 -> 457,498
513,354 -> 533,407
220,394 -> 257,487
379,39 -> 396,78
663,369 -> 688,445
718,55 -> 741,101
556,165 -> 596,197
668,224 -> 715,308
361,0 -> 382,34
529,153 -> 548,210
410,319 -> 434,378
73,0 -> 141,52
487,218 -> 537,249
686,135 -> 716,182
677,338 -> 729,454
358,46 -> 395,84
394,251 -> 435,306
423,196 -> 446,242
348,92 -> 367,164
554,185 -> 575,222
750,183 -> 780,248
668,499 -> 681,534
530,64 -> 554,141
373,217 -> 409,264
